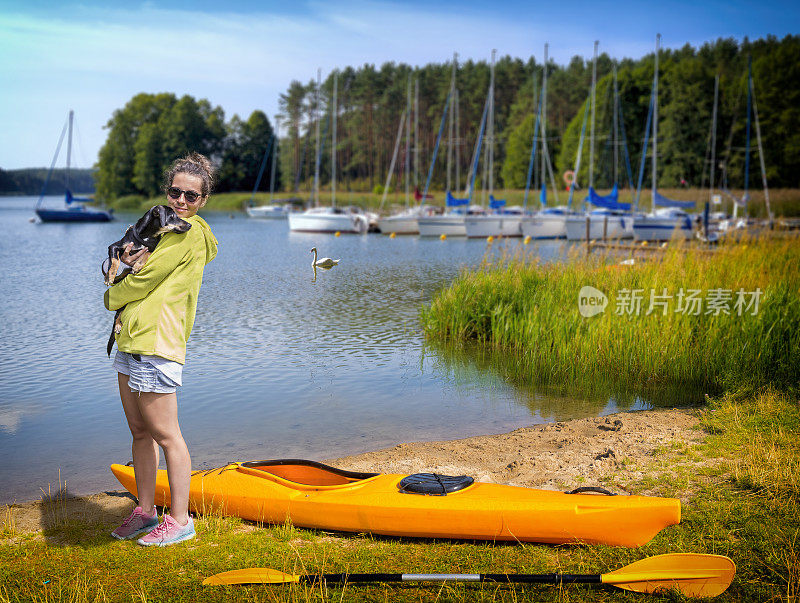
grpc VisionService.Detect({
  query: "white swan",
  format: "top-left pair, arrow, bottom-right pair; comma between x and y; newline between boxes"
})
311,247 -> 340,269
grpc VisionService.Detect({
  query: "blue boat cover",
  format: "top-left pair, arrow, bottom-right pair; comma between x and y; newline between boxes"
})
654,191 -> 694,209
540,185 -> 547,207
587,185 -> 631,210
446,191 -> 469,207
489,195 -> 506,209
65,189 -> 92,205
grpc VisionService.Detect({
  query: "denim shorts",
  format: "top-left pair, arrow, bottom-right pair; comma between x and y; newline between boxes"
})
113,351 -> 180,394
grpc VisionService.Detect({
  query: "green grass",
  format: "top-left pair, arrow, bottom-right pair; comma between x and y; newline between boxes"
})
2,388 -> 798,601
421,233 -> 800,399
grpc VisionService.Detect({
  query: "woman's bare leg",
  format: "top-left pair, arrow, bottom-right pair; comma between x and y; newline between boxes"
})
118,373 -> 159,515
136,391 -> 191,525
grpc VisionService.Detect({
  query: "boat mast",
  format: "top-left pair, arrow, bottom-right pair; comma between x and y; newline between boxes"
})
269,116 -> 280,202
414,76 -> 419,191
313,68 -> 321,208
405,74 -> 412,209
447,52 -> 457,193
455,88 -> 460,193
750,62 -> 773,225
488,48 -> 496,201
589,41 -> 598,192
541,43 -> 548,206
613,63 -> 619,187
652,34 -> 660,213
66,109 -> 74,191
379,110 -> 406,210
709,75 -> 719,207
331,69 -> 337,209
743,55 -> 752,217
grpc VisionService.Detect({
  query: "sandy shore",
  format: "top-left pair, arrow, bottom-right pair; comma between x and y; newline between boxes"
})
3,407 -> 701,535
327,408 -> 702,493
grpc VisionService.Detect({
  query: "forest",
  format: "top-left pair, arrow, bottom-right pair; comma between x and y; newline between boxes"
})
93,34 -> 799,201
0,168 -> 95,196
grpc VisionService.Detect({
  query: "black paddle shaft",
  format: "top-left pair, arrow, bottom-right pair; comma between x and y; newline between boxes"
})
302,573 -> 602,585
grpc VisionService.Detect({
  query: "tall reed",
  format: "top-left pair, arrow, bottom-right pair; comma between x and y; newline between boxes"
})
421,234 -> 800,396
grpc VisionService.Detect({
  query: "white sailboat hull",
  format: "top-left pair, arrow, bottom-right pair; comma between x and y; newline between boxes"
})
246,205 -> 290,219
288,209 -> 368,233
464,214 -> 522,238
376,207 -> 431,235
565,214 -> 634,240
418,214 -> 466,237
520,213 -> 567,239
376,216 -> 418,234
632,215 -> 693,241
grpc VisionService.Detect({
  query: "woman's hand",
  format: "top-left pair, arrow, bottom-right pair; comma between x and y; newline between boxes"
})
120,243 -> 149,267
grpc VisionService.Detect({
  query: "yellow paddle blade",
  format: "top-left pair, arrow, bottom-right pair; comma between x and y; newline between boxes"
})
602,553 -> 735,598
203,568 -> 300,585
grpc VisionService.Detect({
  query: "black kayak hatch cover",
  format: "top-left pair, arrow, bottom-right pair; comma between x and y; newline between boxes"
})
398,472 -> 474,495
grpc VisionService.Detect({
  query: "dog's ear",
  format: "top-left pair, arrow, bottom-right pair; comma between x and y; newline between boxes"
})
154,204 -> 169,225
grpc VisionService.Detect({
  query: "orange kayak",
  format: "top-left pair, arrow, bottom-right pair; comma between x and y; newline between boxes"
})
110,459 -> 680,547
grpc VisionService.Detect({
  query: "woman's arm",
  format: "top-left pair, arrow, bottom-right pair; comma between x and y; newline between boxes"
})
104,232 -> 193,311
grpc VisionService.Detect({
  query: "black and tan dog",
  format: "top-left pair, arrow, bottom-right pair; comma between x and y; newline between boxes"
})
104,205 -> 191,355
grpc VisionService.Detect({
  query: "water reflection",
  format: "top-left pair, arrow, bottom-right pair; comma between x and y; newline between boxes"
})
426,340 -> 706,420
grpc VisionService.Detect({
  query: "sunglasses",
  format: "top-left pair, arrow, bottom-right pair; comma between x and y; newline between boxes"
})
167,186 -> 203,204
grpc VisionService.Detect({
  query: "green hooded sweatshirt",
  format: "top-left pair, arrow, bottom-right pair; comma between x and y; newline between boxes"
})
104,214 -> 218,364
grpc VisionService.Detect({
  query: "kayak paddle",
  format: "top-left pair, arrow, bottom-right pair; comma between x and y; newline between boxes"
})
203,553 -> 735,597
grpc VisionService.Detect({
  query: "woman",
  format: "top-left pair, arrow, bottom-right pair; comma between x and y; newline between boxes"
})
106,153 -> 218,546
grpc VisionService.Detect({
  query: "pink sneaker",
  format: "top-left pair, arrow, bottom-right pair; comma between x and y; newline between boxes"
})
137,514 -> 195,547
111,506 -> 159,540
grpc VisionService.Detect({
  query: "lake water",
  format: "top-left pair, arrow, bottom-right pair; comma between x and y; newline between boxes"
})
1,196 -> 660,504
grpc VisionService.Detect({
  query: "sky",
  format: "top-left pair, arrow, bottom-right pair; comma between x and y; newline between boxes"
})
1,0 -> 798,170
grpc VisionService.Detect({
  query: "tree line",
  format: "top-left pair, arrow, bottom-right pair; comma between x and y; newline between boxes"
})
0,168 -> 95,196
94,34 -> 798,201
95,93 -> 279,200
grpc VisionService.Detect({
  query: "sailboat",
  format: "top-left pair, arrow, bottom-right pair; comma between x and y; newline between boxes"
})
520,43 -> 570,239
418,53 -> 484,237
246,116 -> 303,219
716,56 -> 772,234
35,110 -> 113,223
288,70 -> 369,234
464,50 -> 524,238
632,35 -> 694,241
376,76 -> 439,235
565,43 -> 633,240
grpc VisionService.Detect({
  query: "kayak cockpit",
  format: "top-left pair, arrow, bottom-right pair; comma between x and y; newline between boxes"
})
239,459 -> 379,486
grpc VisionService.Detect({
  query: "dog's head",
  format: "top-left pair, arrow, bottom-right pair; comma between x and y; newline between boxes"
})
151,205 -> 192,236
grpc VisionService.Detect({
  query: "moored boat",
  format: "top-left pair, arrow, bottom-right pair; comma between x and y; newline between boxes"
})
35,111 -> 113,223
377,205 -> 441,235
520,206 -> 568,239
566,207 -> 634,240
246,199 -> 302,219
288,206 -> 369,233
111,458 -> 680,547
36,197 -> 114,223
633,207 -> 693,241
464,206 -> 524,238
632,36 -> 696,242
